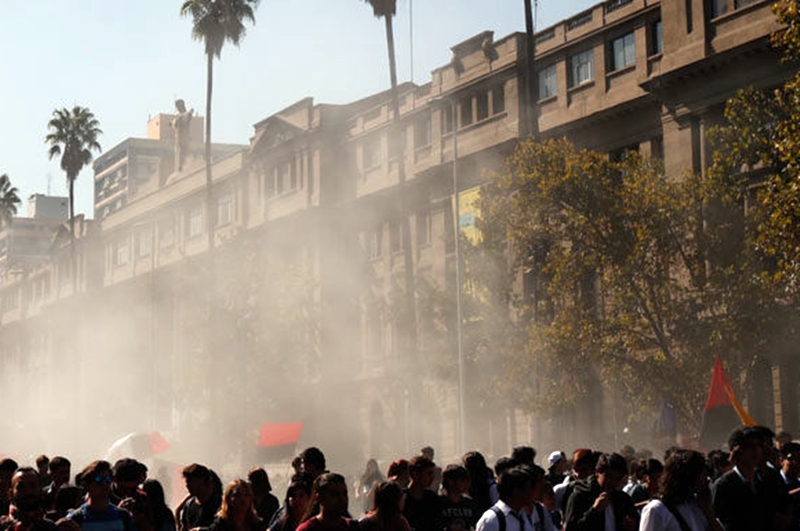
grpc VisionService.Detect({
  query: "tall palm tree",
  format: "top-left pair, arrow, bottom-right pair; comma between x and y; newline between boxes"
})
0,174 -> 21,229
180,0 -> 259,255
363,2 -> 419,374
45,105 -> 102,292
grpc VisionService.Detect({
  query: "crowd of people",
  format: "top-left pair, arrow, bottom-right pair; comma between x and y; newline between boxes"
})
1,425 -> 798,531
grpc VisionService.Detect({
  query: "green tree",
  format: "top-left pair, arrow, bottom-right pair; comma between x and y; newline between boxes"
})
478,138 -> 740,427
180,0 -> 259,255
45,106 -> 102,292
707,0 -> 800,299
0,174 -> 21,228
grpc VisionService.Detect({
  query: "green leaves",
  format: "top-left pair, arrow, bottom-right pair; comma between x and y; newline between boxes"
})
0,174 -> 21,228
45,106 -> 102,183
180,0 -> 259,58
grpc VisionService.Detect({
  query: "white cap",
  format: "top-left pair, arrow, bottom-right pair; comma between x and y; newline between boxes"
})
548,451 -> 563,467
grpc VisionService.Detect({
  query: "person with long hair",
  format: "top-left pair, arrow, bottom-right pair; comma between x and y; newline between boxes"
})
208,480 -> 263,531
269,478 -> 312,531
463,452 -> 497,514
355,460 -> 384,517
359,482 -> 409,531
640,450 -> 723,531
143,479 -> 176,531
249,469 -> 279,525
296,474 -> 351,531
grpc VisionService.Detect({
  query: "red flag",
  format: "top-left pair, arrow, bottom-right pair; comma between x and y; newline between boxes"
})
699,356 -> 755,449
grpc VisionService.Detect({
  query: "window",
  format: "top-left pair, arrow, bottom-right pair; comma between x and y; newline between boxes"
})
651,20 -> 663,55
187,206 -> 203,239
113,239 -> 129,267
710,0 -> 726,18
364,136 -> 382,170
610,143 -> 640,162
390,220 -> 405,253
217,193 -> 234,226
369,225 -> 383,260
493,84 -> 505,114
260,167 -> 275,199
611,32 -> 636,71
278,161 -> 296,194
414,114 -> 432,148
417,210 -> 431,247
136,228 -> 152,258
538,65 -> 557,100
159,216 -> 175,248
459,96 -> 473,127
569,48 -> 594,87
476,91 -> 489,122
442,105 -> 455,134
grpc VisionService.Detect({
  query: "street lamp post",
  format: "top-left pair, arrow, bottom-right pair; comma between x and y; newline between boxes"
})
432,95 -> 466,454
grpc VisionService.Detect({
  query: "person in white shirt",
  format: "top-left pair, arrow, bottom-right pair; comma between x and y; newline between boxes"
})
639,450 -> 722,531
476,468 -> 535,531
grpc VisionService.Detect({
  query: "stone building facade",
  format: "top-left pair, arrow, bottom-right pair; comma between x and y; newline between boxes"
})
0,0 -> 794,464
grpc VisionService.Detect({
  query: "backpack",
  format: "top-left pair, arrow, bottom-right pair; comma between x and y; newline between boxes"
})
490,506 -> 535,531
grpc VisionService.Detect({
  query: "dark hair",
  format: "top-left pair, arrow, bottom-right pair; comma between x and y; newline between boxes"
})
300,447 -> 326,472
248,467 -> 273,495
661,450 -> 706,506
408,455 -> 435,475
285,476 -> 312,504
35,455 -> 49,468
113,458 -> 145,482
781,442 -> 800,460
497,467 -> 532,500
371,481 -> 403,528
442,465 -> 469,492
596,453 -> 628,475
420,446 -> 435,458
361,459 -> 384,485
80,460 -> 112,487
50,456 -> 71,472
143,479 -> 175,531
0,458 -> 19,473
643,458 -> 663,477
182,463 -> 211,481
387,460 -> 408,478
511,446 -> 536,466
303,473 -> 346,522
494,457 -> 514,477
520,464 -> 545,486
463,451 -> 492,513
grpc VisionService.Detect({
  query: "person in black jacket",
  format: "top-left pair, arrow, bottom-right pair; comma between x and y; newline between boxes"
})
564,453 -> 637,531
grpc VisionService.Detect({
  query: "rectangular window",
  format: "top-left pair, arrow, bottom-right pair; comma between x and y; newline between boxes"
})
493,84 -> 505,114
260,168 -> 276,199
390,220 -> 405,253
414,114 -> 432,148
217,194 -> 234,226
159,216 -> 175,248
442,105 -> 455,134
651,20 -> 663,55
188,206 -> 203,239
611,32 -> 636,71
710,0 -> 726,18
417,210 -> 431,247
277,161 -> 296,194
569,48 -> 594,87
476,91 -> 489,122
136,228 -> 152,258
459,96 -> 473,127
538,65 -> 557,100
113,239 -> 129,267
369,225 -> 383,260
364,136 -> 382,170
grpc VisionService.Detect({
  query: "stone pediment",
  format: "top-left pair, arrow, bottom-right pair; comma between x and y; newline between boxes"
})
250,116 -> 306,155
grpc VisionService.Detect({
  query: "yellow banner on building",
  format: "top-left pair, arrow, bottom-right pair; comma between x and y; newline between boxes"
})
455,186 -> 482,244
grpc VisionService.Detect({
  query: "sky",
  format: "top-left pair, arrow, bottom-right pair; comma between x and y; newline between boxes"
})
0,0 -> 596,218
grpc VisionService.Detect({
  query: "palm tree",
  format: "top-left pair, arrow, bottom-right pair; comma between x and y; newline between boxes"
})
180,0 -> 259,255
45,106 -> 102,292
0,174 -> 21,228
363,1 -> 420,382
